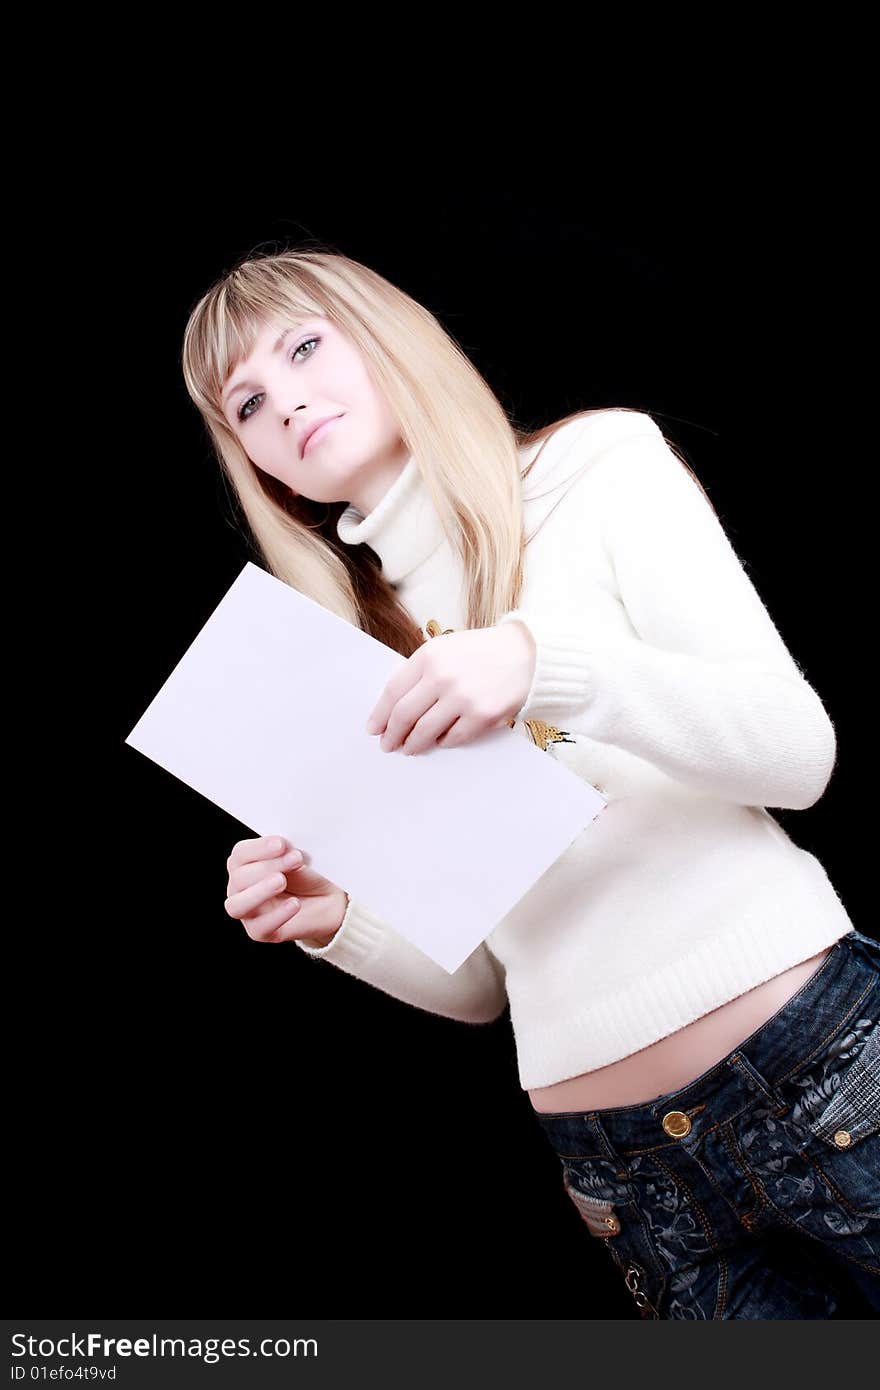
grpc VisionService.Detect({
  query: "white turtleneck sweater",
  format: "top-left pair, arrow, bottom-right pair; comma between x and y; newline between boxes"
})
295,409 -> 855,1090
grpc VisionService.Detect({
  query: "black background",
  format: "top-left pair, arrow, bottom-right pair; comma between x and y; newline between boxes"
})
19,157 -> 873,1318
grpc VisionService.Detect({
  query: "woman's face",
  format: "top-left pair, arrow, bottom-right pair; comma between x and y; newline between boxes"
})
220,316 -> 410,513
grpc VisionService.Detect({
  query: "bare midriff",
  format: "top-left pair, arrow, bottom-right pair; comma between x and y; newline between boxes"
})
528,946 -> 834,1113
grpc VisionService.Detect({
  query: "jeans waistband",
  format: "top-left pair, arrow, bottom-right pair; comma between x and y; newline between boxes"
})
533,929 -> 879,1159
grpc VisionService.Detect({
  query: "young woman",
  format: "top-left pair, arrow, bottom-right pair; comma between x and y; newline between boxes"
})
182,248 -> 879,1319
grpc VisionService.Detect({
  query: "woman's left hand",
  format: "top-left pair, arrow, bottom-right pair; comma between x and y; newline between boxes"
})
364,622 -> 536,755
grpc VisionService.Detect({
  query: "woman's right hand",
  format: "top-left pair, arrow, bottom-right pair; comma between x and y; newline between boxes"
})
224,835 -> 348,946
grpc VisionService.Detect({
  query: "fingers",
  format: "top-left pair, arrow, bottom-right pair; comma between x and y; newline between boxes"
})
227,835 -> 290,870
380,694 -> 450,754
242,889 -> 345,945
224,836 -> 344,945
243,894 -> 305,944
225,847 -> 303,919
384,699 -> 482,755
435,716 -> 464,748
224,871 -> 291,921
227,847 -> 302,896
365,654 -> 425,735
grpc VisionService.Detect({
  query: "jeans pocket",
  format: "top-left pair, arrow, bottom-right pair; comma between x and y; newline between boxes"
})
791,1019 -> 880,1219
807,1021 -> 880,1149
562,1165 -> 667,1318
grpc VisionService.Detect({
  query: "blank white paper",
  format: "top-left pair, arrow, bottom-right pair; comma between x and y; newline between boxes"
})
124,562 -> 607,972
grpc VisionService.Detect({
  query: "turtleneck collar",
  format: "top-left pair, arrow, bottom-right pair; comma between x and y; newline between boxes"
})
335,454 -> 447,585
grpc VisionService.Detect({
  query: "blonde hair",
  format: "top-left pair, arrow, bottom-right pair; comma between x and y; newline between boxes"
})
181,247 -> 710,658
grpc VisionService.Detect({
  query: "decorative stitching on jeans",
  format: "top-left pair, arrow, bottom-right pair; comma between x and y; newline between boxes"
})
751,1188 -> 880,1277
722,1113 -> 880,1277
652,1151 -> 729,1319
553,1113 -> 766,1158
772,978 -> 876,1087
807,1022 -> 880,1146
728,1052 -> 788,1114
721,1121 -> 767,1229
801,1146 -> 880,1221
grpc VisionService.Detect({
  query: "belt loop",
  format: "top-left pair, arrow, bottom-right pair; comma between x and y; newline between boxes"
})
727,1048 -> 787,1113
587,1113 -> 630,1178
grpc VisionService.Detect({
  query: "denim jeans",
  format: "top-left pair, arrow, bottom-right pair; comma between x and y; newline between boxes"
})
533,927 -> 880,1319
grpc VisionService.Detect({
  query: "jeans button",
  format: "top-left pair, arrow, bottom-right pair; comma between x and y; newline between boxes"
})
662,1110 -> 692,1138
833,1129 -> 853,1147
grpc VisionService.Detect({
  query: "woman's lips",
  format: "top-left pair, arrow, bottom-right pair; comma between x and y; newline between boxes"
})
302,415 -> 343,457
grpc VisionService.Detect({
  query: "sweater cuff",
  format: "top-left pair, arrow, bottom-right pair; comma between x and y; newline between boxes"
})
295,894 -> 386,966
497,610 -> 598,723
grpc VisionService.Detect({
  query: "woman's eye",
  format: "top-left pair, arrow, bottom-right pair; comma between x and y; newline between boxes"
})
236,336 -> 320,423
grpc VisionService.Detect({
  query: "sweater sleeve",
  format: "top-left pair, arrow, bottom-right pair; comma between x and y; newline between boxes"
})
294,895 -> 508,1025
498,425 -> 837,810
